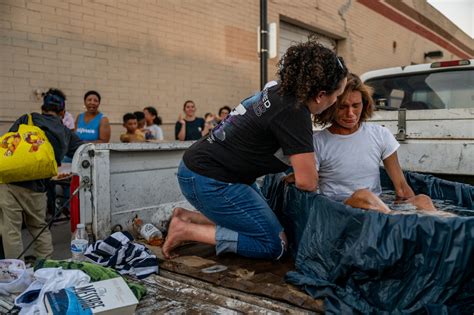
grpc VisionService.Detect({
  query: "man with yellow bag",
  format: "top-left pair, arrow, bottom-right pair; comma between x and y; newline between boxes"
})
0,88 -> 83,259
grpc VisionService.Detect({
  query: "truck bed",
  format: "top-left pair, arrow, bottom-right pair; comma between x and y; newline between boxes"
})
69,142 -> 322,313
136,243 -> 323,314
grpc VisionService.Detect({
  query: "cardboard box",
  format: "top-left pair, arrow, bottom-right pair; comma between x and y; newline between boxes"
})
44,277 -> 138,315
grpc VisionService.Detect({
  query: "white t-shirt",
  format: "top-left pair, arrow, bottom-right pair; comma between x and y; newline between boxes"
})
313,123 -> 399,201
62,111 -> 75,130
145,124 -> 164,140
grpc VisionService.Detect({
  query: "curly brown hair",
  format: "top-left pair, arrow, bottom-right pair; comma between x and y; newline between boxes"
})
314,73 -> 374,126
277,40 -> 348,105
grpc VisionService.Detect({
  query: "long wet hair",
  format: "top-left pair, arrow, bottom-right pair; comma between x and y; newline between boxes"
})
314,73 -> 375,127
277,39 -> 348,105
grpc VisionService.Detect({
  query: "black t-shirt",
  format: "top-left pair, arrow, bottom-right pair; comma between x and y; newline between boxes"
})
183,85 -> 314,185
175,117 -> 205,141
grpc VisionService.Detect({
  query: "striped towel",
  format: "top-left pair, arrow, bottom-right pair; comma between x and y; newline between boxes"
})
84,231 -> 158,279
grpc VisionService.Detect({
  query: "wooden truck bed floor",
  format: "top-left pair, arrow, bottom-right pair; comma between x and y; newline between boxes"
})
135,243 -> 324,314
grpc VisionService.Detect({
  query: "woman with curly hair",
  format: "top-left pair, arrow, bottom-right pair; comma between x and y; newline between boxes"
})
162,41 -> 348,260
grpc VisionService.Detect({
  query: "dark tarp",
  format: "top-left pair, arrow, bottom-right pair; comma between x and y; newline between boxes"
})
261,171 -> 474,314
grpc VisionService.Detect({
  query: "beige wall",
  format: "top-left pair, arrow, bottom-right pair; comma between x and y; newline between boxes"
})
1,0 -> 472,140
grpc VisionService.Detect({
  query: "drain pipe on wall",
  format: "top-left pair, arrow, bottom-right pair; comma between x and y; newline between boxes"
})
260,0 -> 268,90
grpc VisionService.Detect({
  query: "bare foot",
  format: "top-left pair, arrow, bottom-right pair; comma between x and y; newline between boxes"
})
171,207 -> 214,225
172,207 -> 192,223
164,208 -> 191,237
162,216 -> 188,259
409,194 -> 437,211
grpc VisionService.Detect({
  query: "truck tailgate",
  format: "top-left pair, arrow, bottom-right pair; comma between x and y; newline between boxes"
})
71,142 -> 192,239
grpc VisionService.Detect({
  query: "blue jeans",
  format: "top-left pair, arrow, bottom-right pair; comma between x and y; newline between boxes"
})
177,161 -> 286,260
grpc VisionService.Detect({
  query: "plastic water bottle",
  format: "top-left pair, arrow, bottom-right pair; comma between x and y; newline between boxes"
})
71,223 -> 88,261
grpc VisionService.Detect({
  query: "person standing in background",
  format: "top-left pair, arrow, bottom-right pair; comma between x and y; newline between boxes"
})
75,90 -> 111,143
144,106 -> 164,141
216,106 -> 231,124
134,111 -> 147,133
120,113 -> 146,143
204,112 -> 217,127
203,112 -> 218,136
0,88 -> 83,259
175,100 -> 209,141
62,111 -> 75,130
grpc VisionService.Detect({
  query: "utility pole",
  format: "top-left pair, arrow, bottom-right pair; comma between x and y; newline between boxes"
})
260,0 -> 268,90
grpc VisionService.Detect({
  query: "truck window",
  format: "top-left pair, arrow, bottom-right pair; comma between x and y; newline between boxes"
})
425,70 -> 474,109
366,69 -> 473,110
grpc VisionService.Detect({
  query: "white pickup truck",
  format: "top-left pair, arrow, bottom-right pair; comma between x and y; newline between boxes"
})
66,61 -> 473,311
361,59 -> 474,182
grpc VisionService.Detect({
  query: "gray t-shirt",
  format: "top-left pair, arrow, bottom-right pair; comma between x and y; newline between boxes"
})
313,123 -> 399,201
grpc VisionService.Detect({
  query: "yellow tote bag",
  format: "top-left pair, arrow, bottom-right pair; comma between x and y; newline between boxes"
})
0,114 -> 58,184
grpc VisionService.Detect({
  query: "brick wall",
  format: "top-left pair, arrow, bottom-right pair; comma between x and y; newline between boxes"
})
1,0 -> 472,140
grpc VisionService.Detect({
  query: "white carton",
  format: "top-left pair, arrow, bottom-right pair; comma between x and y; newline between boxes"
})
44,277 -> 138,315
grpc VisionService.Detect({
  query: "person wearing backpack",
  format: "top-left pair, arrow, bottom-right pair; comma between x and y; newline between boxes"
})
0,88 -> 83,259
